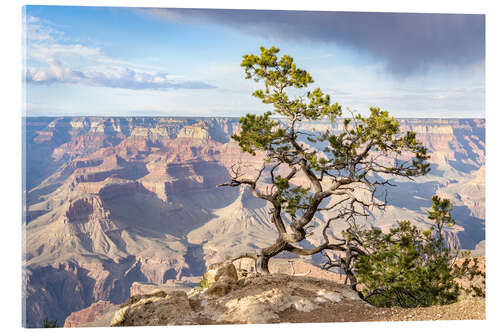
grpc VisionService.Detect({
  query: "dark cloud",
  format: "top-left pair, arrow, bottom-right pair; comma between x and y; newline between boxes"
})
147,8 -> 484,76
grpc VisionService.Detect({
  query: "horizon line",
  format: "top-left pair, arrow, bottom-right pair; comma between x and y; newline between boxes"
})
23,115 -> 486,120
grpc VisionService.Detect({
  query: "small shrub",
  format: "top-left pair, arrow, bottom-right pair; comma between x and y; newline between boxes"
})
453,252 -> 486,298
355,196 -> 485,308
199,278 -> 210,290
43,317 -> 57,328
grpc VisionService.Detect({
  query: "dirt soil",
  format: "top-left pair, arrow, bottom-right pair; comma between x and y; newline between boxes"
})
372,297 -> 485,321
278,294 -> 485,323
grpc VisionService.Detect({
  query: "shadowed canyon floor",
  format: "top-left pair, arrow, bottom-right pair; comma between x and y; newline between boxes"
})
23,117 -> 485,327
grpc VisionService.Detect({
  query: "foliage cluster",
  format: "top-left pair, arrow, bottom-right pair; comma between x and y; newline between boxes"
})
199,278 -> 210,290
354,196 -> 485,307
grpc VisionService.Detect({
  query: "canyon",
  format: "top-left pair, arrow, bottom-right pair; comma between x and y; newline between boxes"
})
22,116 -> 485,327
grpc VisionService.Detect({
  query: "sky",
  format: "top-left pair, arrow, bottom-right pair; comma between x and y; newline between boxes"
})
23,5 -> 485,118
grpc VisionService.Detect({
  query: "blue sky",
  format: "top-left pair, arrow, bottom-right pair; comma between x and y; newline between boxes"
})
23,6 -> 485,118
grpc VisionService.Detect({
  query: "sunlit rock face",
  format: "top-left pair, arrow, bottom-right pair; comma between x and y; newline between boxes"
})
23,116 -> 484,327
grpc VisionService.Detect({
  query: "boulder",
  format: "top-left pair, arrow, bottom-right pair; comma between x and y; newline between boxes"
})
200,261 -> 238,288
110,290 -> 195,326
204,276 -> 238,299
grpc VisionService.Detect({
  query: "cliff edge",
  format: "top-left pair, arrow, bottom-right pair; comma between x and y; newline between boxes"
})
76,273 -> 484,327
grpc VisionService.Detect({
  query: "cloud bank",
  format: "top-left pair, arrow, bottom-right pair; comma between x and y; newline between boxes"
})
146,9 -> 485,76
25,60 -> 215,90
24,15 -> 215,90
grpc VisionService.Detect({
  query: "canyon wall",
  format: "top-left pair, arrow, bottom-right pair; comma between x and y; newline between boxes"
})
23,116 -> 485,327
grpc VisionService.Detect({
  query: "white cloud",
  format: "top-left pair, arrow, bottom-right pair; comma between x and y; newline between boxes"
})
24,15 -> 60,42
25,59 -> 215,90
24,15 -> 215,91
29,42 -> 102,61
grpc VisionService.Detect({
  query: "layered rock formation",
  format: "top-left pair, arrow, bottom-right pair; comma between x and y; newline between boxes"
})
63,301 -> 117,328
109,274 -> 369,326
23,117 -> 485,327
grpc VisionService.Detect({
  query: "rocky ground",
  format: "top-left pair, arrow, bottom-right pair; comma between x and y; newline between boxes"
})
109,274 -> 377,326
75,272 -> 484,327
379,296 -> 485,321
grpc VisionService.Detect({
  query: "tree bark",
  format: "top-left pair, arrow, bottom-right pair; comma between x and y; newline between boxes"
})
258,238 -> 288,274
